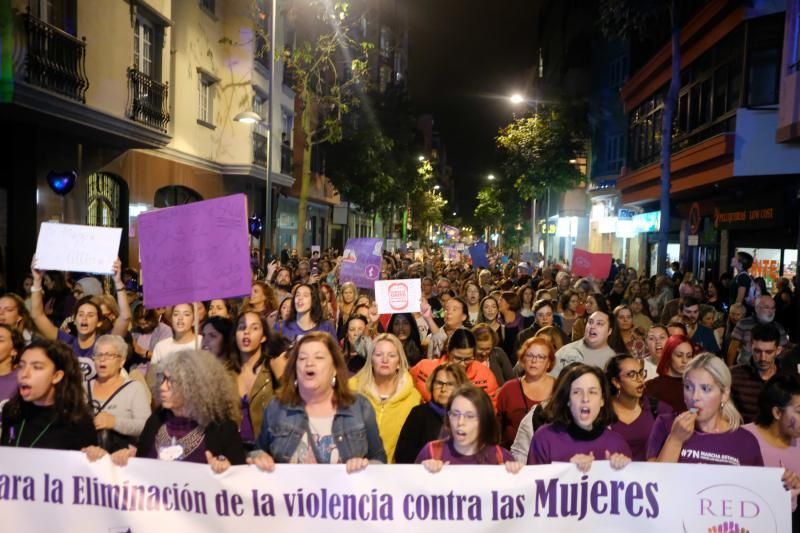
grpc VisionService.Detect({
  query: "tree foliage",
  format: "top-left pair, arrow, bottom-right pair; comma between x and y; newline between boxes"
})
496,106 -> 585,200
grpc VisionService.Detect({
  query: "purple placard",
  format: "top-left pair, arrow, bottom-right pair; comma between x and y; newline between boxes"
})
139,194 -> 252,308
339,238 -> 383,289
469,242 -> 489,268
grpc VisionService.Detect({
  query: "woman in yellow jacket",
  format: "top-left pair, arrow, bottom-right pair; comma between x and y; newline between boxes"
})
349,332 -> 421,463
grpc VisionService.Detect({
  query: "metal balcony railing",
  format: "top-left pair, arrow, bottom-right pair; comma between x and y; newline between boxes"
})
126,68 -> 170,132
22,11 -> 89,102
253,132 -> 268,167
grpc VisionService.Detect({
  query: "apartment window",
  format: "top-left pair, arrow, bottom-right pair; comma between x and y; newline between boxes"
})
605,134 -> 624,173
133,18 -> 154,77
281,109 -> 293,147
253,93 -> 268,136
379,26 -> 392,60
608,55 -> 628,88
197,70 -> 218,127
31,0 -> 76,35
199,0 -> 215,15
746,14 -> 783,107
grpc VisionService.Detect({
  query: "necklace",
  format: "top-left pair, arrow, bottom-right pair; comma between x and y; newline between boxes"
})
15,419 -> 54,448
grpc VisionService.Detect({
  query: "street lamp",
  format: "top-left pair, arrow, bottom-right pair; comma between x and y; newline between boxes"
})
510,93 -> 524,105
433,184 -> 440,190
487,174 -> 495,181
233,111 -> 263,124
418,155 -> 426,161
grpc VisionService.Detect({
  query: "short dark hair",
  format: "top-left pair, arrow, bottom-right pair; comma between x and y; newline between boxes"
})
604,354 -> 640,396
447,328 -> 475,353
533,299 -> 554,314
500,291 -> 521,311
444,385 -> 499,453
751,322 -> 781,346
755,374 -> 800,427
680,296 -> 700,310
544,364 -> 616,429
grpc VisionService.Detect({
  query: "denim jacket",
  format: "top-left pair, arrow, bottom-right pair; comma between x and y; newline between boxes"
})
256,394 -> 387,463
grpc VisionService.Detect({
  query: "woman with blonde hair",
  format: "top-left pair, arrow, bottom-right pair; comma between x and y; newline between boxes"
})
647,353 -> 762,466
349,333 -> 420,463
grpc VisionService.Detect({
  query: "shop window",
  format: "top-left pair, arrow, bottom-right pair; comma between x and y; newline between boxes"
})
154,186 -> 202,208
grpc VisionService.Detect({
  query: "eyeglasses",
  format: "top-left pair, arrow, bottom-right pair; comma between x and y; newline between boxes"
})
156,373 -> 173,387
448,410 -> 478,422
622,369 -> 647,380
523,353 -> 548,362
432,380 -> 455,389
93,352 -> 121,361
450,355 -> 474,365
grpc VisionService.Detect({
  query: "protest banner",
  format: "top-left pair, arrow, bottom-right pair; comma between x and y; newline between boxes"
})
339,238 -> 383,289
0,448 -> 789,533
374,279 -> 421,314
468,242 -> 489,268
571,248 -> 613,279
35,222 -> 122,274
138,194 -> 252,308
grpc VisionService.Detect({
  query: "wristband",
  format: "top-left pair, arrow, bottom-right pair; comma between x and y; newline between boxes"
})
30,286 -> 42,293
116,285 -> 125,291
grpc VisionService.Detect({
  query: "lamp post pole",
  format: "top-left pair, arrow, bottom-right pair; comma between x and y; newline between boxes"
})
264,0 -> 277,255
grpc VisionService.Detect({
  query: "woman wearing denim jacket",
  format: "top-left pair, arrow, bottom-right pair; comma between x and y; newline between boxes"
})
250,331 -> 386,473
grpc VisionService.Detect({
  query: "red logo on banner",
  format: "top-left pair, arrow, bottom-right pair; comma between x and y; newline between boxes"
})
388,283 -> 409,310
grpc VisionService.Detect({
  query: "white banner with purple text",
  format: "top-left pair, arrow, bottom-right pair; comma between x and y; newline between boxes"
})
0,447 -> 790,532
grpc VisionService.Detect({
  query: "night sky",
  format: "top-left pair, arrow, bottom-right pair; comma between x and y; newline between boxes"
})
407,0 -> 541,219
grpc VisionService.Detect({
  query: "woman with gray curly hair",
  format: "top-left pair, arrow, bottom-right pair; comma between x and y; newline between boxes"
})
88,350 -> 245,472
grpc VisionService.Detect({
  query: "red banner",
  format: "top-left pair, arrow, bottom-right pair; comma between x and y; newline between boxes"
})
572,248 -> 612,279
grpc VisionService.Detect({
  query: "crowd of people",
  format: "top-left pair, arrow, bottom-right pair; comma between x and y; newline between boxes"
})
1,246 -> 800,528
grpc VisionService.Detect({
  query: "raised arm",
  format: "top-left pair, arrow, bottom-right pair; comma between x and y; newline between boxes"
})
29,257 -> 59,340
111,258 -> 131,336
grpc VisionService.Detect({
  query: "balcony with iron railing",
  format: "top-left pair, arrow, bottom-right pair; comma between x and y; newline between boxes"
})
253,132 -> 268,167
126,68 -> 170,132
21,10 -> 89,102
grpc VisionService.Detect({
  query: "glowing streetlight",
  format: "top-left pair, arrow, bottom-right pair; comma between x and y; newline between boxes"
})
418,155 -> 426,161
433,184 -> 440,190
233,111 -> 263,124
510,94 -> 524,105
487,174 -> 495,181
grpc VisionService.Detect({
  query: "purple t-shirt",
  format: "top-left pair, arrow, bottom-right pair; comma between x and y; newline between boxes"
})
646,413 -> 764,466
57,330 -> 97,382
415,439 -> 514,465
0,371 -> 18,402
527,423 -> 632,465
611,399 -> 672,461
743,423 -> 800,510
277,319 -> 337,342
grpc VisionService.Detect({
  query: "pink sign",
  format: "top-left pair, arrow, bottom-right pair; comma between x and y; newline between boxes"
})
571,248 -> 612,279
138,194 -> 252,308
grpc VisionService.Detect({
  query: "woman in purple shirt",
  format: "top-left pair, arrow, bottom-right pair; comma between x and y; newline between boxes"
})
275,284 -> 337,342
527,364 -> 632,473
743,375 -> 800,525
416,384 -> 522,472
647,353 -> 763,466
605,354 -> 670,461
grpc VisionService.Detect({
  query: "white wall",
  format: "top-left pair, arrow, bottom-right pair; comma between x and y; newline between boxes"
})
733,108 -> 800,176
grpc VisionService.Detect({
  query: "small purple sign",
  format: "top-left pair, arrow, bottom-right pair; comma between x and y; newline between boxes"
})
139,194 -> 252,308
340,238 -> 383,289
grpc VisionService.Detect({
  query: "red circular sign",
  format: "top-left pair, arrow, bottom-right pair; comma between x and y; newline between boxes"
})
689,202 -> 701,235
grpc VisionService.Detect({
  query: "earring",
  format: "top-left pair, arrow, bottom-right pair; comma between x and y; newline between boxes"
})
293,379 -> 298,387
720,402 -> 725,409
331,375 -> 337,387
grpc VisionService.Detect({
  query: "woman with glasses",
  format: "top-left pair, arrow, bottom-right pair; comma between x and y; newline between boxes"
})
644,335 -> 696,413
527,364 -> 632,473
349,334 -> 421,463
496,337 -> 556,448
395,363 -> 468,463
84,335 -> 150,452
416,385 -> 522,472
605,354 -> 670,461
88,350 -> 245,472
